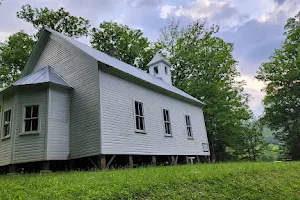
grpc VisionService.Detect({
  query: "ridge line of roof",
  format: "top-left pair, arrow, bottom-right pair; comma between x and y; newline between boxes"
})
45,28 -> 203,105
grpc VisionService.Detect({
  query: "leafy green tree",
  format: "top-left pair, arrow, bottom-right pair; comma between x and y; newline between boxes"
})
0,5 -> 91,88
0,31 -> 35,88
229,120 -> 266,161
17,4 -> 90,38
158,20 -> 252,161
257,11 -> 300,160
91,21 -> 158,70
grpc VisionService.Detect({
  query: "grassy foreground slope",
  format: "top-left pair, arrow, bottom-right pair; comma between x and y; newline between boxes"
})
0,162 -> 299,200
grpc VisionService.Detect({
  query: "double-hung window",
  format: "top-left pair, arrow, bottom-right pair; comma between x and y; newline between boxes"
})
24,105 -> 39,132
163,109 -> 172,136
134,101 -> 145,132
185,115 -> 193,138
3,109 -> 11,138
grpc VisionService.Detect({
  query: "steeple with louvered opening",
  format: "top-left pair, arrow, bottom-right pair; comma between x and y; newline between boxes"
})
147,51 -> 172,85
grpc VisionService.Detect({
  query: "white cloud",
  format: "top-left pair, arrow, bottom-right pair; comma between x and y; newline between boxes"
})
257,0 -> 300,23
160,5 -> 176,19
236,74 -> 266,116
159,0 -> 300,29
160,0 -> 232,19
0,31 -> 13,42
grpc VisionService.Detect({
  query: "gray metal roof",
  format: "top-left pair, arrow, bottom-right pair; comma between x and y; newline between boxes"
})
147,51 -> 171,67
45,28 -> 203,104
13,66 -> 72,88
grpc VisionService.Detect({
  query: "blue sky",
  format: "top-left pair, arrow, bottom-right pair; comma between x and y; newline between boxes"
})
1,0 -> 300,116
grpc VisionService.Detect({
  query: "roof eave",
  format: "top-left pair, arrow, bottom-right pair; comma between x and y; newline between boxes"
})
146,60 -> 171,68
98,61 -> 203,107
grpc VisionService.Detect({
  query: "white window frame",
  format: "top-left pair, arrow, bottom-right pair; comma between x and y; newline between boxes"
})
134,101 -> 146,133
153,66 -> 158,74
202,143 -> 209,152
2,108 -> 12,139
185,115 -> 193,139
163,109 -> 172,136
22,104 -> 40,135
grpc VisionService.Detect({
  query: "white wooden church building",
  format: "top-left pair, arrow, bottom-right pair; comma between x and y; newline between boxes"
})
0,28 -> 210,172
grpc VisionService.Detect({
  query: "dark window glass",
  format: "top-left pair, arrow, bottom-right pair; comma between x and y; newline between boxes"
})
32,106 -> 38,117
138,103 -> 143,116
24,105 -> 39,132
4,125 -> 10,137
163,109 -> 172,135
3,110 -> 11,137
154,66 -> 158,74
135,102 -> 139,115
25,107 -> 31,118
165,66 -> 168,74
139,117 -> 144,130
185,115 -> 192,137
25,120 -> 31,132
134,101 -> 145,131
32,119 -> 38,131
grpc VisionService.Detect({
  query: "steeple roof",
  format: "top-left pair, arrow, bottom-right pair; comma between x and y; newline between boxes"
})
147,51 -> 171,67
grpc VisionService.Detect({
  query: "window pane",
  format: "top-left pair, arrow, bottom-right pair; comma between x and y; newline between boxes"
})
32,106 -> 39,117
165,123 -> 171,135
32,119 -> 38,131
25,119 -> 31,132
135,116 -> 140,130
25,107 -> 31,118
4,125 -> 9,136
165,110 -> 169,121
135,101 -> 139,115
186,115 -> 191,126
188,127 -> 192,137
140,117 -> 144,130
4,110 -> 10,122
165,66 -> 168,74
8,111 -> 11,121
139,103 -> 143,116
163,110 -> 167,121
154,66 -> 158,74
164,123 -> 168,134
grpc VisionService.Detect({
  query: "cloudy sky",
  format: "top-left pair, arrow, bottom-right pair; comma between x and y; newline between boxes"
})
1,0 -> 300,116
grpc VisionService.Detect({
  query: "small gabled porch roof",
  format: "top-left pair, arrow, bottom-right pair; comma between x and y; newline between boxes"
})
0,66 -> 72,96
13,66 -> 72,88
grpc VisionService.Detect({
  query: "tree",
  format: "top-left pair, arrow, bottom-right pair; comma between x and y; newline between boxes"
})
91,21 -> 158,70
257,11 -> 300,160
0,31 -> 35,88
0,5 -> 91,88
158,20 -> 252,161
17,4 -> 90,38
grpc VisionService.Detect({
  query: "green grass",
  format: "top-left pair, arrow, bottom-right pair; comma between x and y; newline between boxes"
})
0,162 -> 299,200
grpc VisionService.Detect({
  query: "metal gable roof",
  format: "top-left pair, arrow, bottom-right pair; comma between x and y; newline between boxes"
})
45,28 -> 203,105
13,66 -> 72,88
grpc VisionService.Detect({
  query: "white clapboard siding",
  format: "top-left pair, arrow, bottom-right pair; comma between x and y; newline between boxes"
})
13,89 -> 47,164
99,70 -> 210,156
47,86 -> 70,160
0,95 -> 14,166
33,35 -> 100,159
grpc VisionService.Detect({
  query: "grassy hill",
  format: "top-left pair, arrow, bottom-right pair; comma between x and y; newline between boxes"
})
0,162 -> 299,199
